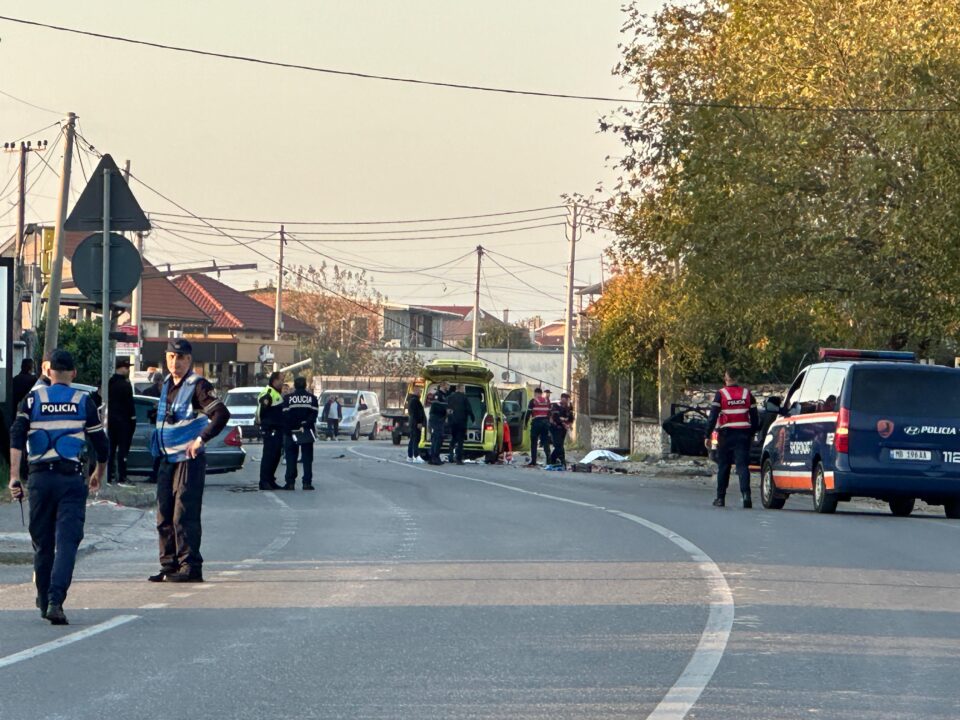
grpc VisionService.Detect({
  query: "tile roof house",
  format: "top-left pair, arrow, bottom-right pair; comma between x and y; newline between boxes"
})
417,305 -> 503,345
174,275 -> 314,335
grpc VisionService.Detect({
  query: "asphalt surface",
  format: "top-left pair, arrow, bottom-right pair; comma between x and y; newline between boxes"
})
1,440 -> 959,719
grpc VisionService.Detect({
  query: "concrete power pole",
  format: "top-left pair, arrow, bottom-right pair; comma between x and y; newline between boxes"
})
561,203 -> 578,396
13,142 -> 27,340
274,225 -> 285,342
44,112 -> 77,353
471,245 -> 483,360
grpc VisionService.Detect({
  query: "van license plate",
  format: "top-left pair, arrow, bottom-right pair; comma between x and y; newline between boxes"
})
890,449 -> 931,461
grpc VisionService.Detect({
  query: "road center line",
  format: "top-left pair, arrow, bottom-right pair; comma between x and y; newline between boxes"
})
349,447 -> 735,720
0,615 -> 139,670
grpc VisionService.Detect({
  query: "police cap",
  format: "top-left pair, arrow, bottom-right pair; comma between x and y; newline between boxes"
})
166,338 -> 193,355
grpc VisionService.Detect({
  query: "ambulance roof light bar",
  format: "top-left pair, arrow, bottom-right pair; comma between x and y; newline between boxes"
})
818,348 -> 917,363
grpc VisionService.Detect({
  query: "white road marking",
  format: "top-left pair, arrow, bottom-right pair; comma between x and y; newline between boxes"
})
168,592 -> 194,598
0,615 -> 139,669
350,447 -> 735,720
265,493 -> 290,509
139,603 -> 169,609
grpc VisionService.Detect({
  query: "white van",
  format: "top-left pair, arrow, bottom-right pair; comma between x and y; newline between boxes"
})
318,390 -> 381,440
224,386 -> 264,439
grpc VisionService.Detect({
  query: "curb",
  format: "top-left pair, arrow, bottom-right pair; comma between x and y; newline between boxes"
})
92,483 -> 157,509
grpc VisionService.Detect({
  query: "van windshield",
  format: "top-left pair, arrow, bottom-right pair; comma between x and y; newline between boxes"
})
319,393 -> 357,408
851,368 -> 960,419
225,392 -> 259,407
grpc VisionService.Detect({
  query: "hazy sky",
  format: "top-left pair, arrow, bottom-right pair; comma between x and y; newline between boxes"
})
1,2 -> 662,320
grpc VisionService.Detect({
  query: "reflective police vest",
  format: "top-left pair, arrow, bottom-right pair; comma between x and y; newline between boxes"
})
26,384 -> 89,464
530,397 -> 551,420
716,385 -> 753,430
256,386 -> 284,429
153,372 -> 209,462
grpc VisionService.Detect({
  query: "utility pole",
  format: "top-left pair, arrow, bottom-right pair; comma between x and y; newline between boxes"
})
274,225 -> 285,342
124,160 -> 143,371
4,138 -> 50,341
471,245 -> 483,360
562,203 -> 578,396
44,112 -> 77,353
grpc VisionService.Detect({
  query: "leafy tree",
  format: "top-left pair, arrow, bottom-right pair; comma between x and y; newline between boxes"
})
35,317 -> 103,386
457,318 -> 532,349
595,0 -> 960,380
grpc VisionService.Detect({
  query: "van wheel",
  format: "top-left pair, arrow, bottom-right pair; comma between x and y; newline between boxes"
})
351,426 -> 360,441
368,423 -> 378,440
888,497 -> 915,517
812,463 -> 837,514
944,498 -> 960,519
760,460 -> 786,510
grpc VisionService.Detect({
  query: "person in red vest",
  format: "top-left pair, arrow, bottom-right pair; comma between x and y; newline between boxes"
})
526,387 -> 553,466
704,368 -> 759,508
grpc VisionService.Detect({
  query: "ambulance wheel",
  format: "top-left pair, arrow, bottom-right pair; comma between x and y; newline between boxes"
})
392,430 -> 402,445
485,444 -> 501,464
888,497 -> 915,517
760,460 -> 786,510
351,426 -> 360,441
943,498 -> 960,519
812,463 -> 837,514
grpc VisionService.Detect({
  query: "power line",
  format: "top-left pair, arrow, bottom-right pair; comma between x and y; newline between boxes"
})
286,235 -> 476,275
152,212 -> 569,235
3,16 -> 956,113
0,135 -> 59,221
483,253 -> 566,303
0,87 -> 64,115
149,219 -> 567,243
147,205 -> 566,226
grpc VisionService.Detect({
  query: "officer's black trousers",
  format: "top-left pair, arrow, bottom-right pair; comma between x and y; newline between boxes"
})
716,429 -> 752,498
530,418 -> 551,463
156,456 -> 206,572
29,470 -> 88,607
549,426 -> 567,465
408,424 -> 422,459
108,423 -> 133,483
284,435 -> 314,487
259,427 -> 284,487
429,416 -> 446,461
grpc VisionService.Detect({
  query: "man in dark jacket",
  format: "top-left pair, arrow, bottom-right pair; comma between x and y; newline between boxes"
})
427,381 -> 450,465
549,392 -> 575,467
406,393 -> 426,463
321,395 -> 343,440
445,385 -> 475,464
281,377 -> 319,490
257,371 -> 285,490
704,368 -> 759,508
11,358 -> 38,409
107,357 -> 137,485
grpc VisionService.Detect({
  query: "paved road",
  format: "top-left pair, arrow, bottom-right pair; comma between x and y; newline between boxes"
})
1,440 -> 959,719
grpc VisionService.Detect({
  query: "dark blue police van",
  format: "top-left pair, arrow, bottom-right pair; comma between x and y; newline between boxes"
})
759,348 -> 960,518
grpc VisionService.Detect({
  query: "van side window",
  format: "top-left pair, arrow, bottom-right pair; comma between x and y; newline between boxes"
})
795,367 -> 827,415
818,369 -> 845,413
784,372 -> 806,415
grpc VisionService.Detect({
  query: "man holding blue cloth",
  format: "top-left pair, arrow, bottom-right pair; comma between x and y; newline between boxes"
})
148,339 -> 230,583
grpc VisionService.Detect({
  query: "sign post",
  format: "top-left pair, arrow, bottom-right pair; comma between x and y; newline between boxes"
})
102,168 -> 111,421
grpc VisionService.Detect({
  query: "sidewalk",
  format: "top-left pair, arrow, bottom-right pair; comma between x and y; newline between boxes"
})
0,483 -> 156,565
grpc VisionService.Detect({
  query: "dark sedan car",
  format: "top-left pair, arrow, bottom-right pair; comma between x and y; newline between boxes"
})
662,401 -> 779,465
126,395 -> 245,475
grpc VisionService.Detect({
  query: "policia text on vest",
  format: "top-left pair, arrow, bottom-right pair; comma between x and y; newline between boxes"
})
8,349 -> 109,626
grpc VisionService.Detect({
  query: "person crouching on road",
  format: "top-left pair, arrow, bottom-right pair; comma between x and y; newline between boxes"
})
148,339 -> 230,583
322,394 -> 342,440
281,376 -> 319,490
549,392 -> 574,467
704,367 -> 759,508
8,349 -> 108,625
406,392 -> 426,464
257,371 -> 285,490
428,381 -> 450,465
526,387 -> 552,467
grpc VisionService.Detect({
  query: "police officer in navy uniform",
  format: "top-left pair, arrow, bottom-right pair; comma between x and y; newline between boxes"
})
257,371 -> 285,490
281,376 -> 319,490
704,368 -> 759,508
8,349 -> 108,625
148,339 -> 229,583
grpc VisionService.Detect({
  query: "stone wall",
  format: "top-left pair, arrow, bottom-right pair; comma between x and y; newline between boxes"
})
578,416 -> 664,456
678,384 -> 791,410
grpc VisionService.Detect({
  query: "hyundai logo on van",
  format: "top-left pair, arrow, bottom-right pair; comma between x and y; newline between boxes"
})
904,426 -> 957,436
